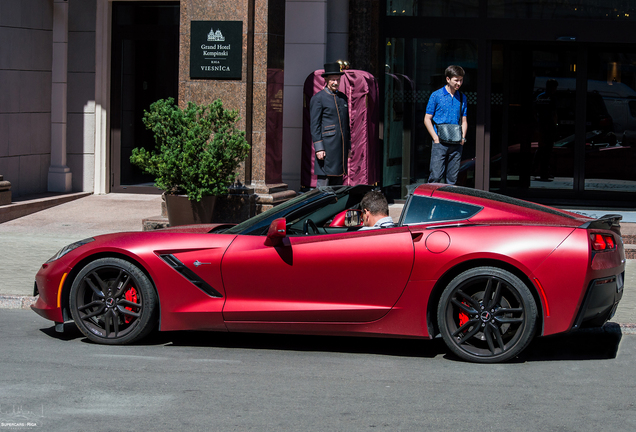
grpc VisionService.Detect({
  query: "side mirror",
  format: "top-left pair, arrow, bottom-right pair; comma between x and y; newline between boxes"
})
265,218 -> 287,246
345,209 -> 363,227
329,209 -> 363,228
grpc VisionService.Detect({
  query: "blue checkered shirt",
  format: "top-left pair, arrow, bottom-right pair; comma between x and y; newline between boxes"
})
426,86 -> 467,132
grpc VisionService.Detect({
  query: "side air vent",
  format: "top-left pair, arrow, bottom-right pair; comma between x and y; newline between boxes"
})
160,254 -> 223,298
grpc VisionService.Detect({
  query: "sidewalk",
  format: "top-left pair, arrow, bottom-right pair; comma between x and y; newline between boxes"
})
0,193 -> 163,306
0,194 -> 634,332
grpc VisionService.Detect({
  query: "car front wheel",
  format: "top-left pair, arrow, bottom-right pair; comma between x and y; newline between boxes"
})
437,267 -> 537,363
69,258 -> 157,345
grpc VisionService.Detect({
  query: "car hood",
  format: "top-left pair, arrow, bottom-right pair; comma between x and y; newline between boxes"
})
155,223 -> 235,234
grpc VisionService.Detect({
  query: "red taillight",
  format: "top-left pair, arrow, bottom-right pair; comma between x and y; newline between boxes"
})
590,233 -> 616,251
592,234 -> 606,250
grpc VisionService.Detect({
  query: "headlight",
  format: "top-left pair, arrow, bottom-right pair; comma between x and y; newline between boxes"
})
46,238 -> 95,263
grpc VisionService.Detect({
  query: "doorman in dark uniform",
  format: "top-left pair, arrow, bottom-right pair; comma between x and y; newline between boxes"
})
310,62 -> 351,186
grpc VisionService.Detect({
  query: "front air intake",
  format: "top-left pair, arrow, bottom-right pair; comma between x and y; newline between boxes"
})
160,254 -> 223,298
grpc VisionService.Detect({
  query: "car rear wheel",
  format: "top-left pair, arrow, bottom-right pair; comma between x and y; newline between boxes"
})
437,267 -> 537,363
69,258 -> 157,345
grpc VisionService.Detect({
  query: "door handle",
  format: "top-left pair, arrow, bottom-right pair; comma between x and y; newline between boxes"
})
411,232 -> 423,242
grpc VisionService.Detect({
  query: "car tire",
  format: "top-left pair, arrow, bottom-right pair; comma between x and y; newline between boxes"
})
69,257 -> 158,345
437,266 -> 537,363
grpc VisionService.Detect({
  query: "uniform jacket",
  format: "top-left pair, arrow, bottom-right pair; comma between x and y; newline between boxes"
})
310,87 -> 351,176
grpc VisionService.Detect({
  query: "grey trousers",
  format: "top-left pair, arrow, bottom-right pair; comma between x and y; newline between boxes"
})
428,142 -> 463,185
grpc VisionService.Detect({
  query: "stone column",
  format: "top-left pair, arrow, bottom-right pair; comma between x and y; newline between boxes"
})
48,0 -> 72,192
281,0 -> 328,191
250,0 -> 296,213
180,0 -> 294,220
0,175 -> 11,205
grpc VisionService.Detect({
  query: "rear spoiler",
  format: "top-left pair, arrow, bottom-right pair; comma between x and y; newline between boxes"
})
578,214 -> 622,235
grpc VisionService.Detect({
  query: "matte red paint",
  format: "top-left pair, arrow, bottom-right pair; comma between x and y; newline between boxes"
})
32,183 -> 625,347
221,228 -> 414,322
425,230 -> 451,253
533,278 -> 550,317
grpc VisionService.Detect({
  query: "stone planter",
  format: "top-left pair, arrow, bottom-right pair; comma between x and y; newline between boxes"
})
164,193 -> 217,226
0,175 -> 11,206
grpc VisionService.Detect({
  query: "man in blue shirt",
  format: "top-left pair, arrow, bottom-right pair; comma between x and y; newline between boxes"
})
423,65 -> 468,185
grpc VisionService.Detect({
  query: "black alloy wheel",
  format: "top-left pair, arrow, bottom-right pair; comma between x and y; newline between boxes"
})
437,267 -> 537,363
69,258 -> 157,345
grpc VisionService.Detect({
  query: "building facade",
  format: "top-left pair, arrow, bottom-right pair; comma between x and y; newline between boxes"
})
1,0 -> 635,208
382,0 -> 636,207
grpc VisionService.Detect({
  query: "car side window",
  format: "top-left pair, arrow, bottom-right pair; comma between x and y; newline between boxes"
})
401,196 -> 481,226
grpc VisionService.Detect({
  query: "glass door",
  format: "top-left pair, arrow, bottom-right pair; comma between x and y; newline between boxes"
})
491,41 -> 636,203
110,2 -> 179,192
490,43 -> 579,194
383,38 -> 477,199
584,47 -> 636,194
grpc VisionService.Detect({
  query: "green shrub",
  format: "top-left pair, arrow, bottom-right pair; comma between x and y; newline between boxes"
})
130,98 -> 250,202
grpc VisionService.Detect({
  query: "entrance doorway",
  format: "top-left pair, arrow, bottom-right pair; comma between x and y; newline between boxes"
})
382,38 -> 478,199
490,42 -> 636,205
110,2 -> 179,192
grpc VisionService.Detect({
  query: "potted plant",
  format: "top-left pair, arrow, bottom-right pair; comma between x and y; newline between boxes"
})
130,97 -> 250,226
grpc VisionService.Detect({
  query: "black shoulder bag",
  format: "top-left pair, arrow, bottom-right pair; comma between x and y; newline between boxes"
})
435,92 -> 463,145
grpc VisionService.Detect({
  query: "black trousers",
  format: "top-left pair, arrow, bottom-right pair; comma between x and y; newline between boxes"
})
316,175 -> 343,187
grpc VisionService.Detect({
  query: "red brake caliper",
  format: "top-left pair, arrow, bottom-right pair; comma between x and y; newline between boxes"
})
124,287 -> 138,324
458,301 -> 470,328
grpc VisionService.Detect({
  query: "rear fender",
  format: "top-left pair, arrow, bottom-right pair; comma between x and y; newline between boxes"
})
425,257 -> 545,338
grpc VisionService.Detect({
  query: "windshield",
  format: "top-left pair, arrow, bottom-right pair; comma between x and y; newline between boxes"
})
223,185 -> 375,236
223,188 -> 333,235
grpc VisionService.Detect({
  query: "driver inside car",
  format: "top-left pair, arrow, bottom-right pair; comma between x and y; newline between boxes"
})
358,191 -> 396,230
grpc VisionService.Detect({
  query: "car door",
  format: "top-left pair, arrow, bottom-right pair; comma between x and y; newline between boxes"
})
221,226 -> 415,322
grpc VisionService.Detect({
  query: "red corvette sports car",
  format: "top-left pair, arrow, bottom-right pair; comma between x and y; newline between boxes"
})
32,184 -> 625,363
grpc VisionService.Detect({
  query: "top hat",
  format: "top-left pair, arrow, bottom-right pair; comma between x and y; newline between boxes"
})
321,62 -> 345,77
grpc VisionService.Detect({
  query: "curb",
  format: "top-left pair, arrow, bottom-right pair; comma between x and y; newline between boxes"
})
3,295 -> 635,335
0,295 -> 36,310
0,192 -> 92,224
614,323 -> 636,334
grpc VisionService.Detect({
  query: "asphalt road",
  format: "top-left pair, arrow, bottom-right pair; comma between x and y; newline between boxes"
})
1,309 -> 635,432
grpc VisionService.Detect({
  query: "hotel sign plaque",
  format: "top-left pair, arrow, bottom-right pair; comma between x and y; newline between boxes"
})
190,21 -> 242,79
